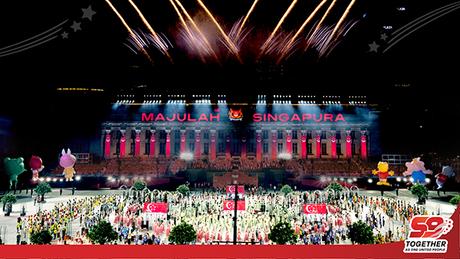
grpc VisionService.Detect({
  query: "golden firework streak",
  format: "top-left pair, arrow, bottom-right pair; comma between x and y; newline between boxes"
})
128,0 -> 173,63
328,0 -> 357,42
105,0 -> 153,62
277,0 -> 328,63
260,0 -> 298,53
196,0 -> 242,62
236,0 -> 260,40
314,0 -> 337,33
106,0 -> 135,35
168,0 -> 207,62
175,0 -> 219,61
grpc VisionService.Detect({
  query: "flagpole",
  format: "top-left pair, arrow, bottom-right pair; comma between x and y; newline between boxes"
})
233,183 -> 238,245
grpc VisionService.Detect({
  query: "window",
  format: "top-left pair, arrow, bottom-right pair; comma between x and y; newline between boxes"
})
307,143 -> 313,154
130,140 -> 135,155
292,143 -> 298,154
218,130 -> 225,139
278,130 -> 283,139
337,143 -> 342,155
307,131 -> 312,139
322,143 -> 327,155
277,143 -> 283,152
247,142 -> 255,153
159,143 -> 165,155
188,143 -> 195,152
174,130 -> 181,139
336,131 -> 341,139
218,142 -> 225,153
263,130 -> 269,139
350,130 -> 355,138
145,142 -> 150,155
263,143 -> 269,154
321,131 -> 326,139
203,143 -> 209,155
292,130 -> 298,139
188,130 -> 195,139
174,143 -> 180,155
352,144 -> 356,155
203,131 -> 209,139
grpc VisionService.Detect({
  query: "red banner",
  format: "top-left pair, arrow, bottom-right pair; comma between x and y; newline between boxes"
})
143,202 -> 168,213
223,200 -> 246,211
226,185 -> 245,194
303,204 -> 328,214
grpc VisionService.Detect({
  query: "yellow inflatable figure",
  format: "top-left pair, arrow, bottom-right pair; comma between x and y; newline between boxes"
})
372,162 -> 394,186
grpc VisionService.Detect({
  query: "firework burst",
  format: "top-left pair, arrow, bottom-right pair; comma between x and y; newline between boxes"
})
306,20 -> 358,58
228,17 -> 252,52
126,30 -> 173,57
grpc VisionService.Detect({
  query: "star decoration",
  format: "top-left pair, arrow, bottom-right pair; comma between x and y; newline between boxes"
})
368,41 -> 380,52
70,21 -> 82,32
380,33 -> 388,41
61,31 -> 69,39
82,5 -> 96,21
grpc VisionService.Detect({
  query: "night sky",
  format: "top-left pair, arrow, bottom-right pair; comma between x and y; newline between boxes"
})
0,0 -> 459,166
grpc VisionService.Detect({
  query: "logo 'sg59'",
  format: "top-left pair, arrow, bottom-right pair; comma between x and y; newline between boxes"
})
409,216 -> 453,239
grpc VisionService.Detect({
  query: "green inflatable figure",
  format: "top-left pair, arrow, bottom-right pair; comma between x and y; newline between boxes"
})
3,157 -> 26,191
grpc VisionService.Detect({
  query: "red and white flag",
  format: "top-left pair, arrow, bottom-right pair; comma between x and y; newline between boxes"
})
303,204 -> 328,214
226,185 -> 245,195
223,200 -> 246,211
143,202 -> 168,213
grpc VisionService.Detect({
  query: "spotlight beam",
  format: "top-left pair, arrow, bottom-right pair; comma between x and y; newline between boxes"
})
236,0 -> 260,40
128,0 -> 173,63
196,0 -> 242,62
260,0 -> 298,54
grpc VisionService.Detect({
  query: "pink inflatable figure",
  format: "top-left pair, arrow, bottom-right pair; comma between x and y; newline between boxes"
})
60,149 -> 77,181
403,157 -> 432,185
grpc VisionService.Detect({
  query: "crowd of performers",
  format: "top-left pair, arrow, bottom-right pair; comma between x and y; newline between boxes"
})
17,189 -> 428,245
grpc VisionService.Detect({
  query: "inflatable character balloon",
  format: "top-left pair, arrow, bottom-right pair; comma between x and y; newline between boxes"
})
3,157 -> 26,190
403,157 -> 432,184
60,149 -> 77,181
435,166 -> 455,190
372,162 -> 394,186
29,155 -> 44,181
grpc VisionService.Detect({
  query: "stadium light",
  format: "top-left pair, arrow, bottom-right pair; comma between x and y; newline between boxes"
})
59,178 -> 64,182
425,178 -> 431,183
409,177 -> 414,182
39,177 -> 44,182
402,177 -> 408,182
180,152 -> 194,161
320,176 -> 326,183
367,178 -> 373,184
52,178 -> 57,182
396,177 -> 401,182
75,175 -> 82,181
277,152 -> 292,160
46,177 -> 51,182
